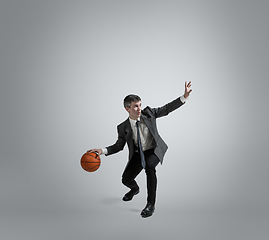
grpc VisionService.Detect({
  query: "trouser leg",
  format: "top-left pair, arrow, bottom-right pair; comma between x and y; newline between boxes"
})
122,152 -> 143,190
144,150 -> 160,205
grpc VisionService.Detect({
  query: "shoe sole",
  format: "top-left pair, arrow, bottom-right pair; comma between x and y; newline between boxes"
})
141,212 -> 153,218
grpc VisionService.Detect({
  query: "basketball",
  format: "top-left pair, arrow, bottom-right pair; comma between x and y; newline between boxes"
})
81,152 -> 101,172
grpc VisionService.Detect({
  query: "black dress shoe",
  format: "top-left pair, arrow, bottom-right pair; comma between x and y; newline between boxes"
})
141,203 -> 155,218
122,188 -> 139,201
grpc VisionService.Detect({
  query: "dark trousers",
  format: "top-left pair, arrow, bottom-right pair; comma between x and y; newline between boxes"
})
122,149 -> 160,205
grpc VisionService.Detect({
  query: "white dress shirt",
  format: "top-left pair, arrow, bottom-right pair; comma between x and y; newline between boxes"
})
128,117 -> 155,152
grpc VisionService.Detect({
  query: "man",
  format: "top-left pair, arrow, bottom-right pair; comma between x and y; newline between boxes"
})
88,81 -> 192,218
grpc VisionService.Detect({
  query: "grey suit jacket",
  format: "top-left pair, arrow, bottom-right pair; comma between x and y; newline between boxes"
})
106,97 -> 185,165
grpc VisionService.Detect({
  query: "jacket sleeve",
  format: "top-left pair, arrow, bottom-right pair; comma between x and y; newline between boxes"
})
105,124 -> 126,156
150,97 -> 185,118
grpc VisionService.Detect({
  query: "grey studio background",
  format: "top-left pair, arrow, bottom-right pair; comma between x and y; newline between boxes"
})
1,0 -> 268,240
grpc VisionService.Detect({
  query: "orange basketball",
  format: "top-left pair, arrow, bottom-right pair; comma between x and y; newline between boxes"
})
81,152 -> 101,172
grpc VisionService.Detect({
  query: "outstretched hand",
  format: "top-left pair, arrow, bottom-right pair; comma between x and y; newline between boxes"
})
184,81 -> 192,99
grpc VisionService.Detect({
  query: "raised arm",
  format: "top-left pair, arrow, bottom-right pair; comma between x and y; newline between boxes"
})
149,81 -> 192,118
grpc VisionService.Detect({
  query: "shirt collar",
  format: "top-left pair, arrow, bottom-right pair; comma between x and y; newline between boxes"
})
129,117 -> 140,126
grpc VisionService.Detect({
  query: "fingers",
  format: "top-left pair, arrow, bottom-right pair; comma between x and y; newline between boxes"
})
185,81 -> 192,88
96,149 -> 102,155
184,81 -> 192,98
87,149 -> 102,155
87,149 -> 96,153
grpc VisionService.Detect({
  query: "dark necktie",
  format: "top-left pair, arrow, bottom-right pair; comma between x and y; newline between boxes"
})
136,121 -> 146,169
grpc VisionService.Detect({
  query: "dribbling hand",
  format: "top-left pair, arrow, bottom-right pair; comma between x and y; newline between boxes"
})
87,149 -> 102,155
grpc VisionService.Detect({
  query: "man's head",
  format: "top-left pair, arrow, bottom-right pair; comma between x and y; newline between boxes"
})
124,94 -> 141,120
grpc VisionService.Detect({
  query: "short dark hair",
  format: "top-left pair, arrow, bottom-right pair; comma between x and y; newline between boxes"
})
123,94 -> 141,108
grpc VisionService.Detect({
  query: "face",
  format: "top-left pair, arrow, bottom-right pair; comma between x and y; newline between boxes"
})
126,101 -> 141,120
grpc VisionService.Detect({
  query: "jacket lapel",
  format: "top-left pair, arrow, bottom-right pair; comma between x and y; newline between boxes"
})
141,115 -> 154,136
124,118 -> 132,142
